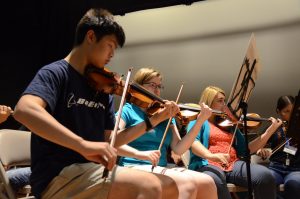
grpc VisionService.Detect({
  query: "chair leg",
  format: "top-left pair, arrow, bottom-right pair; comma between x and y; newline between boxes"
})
0,185 -> 9,199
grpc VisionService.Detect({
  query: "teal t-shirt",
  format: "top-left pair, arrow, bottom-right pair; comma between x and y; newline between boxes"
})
117,103 -> 175,167
187,120 -> 247,171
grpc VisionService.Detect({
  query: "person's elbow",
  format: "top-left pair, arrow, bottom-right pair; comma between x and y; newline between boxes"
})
13,96 -> 31,123
14,95 -> 45,124
190,143 -> 199,154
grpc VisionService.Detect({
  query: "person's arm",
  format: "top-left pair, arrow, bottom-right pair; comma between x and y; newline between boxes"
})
256,148 -> 272,159
0,105 -> 12,124
14,94 -> 117,170
170,103 -> 212,155
191,140 -> 230,165
117,145 -> 161,166
248,117 -> 282,154
116,117 -> 161,165
114,100 -> 179,147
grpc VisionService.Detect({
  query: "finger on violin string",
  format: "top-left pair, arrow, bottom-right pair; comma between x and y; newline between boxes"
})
172,104 -> 180,114
269,117 -> 276,121
163,101 -> 173,110
199,102 -> 207,108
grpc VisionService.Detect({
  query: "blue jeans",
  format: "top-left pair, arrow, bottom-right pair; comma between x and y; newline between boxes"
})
269,162 -> 300,199
198,161 -> 276,199
6,167 -> 31,191
198,165 -> 232,199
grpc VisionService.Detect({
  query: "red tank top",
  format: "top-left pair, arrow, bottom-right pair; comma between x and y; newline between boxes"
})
208,122 -> 239,171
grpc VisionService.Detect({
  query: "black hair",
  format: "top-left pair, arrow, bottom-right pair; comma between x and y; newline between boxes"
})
276,95 -> 295,111
74,8 -> 125,47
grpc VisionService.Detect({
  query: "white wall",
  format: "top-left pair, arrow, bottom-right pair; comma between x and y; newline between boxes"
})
110,0 -> 300,118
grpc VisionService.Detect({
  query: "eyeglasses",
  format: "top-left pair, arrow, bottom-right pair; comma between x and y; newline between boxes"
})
143,82 -> 164,91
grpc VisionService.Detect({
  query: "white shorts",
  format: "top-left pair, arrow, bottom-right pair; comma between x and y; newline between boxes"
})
126,164 -> 187,175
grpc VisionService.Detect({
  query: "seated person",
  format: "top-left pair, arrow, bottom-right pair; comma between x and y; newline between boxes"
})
13,9 -> 179,199
6,167 -> 31,192
116,68 -> 217,199
188,86 -> 282,199
257,95 -> 300,199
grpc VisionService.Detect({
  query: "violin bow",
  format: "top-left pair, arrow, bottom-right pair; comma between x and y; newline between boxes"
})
102,67 -> 133,179
227,119 -> 241,154
151,83 -> 184,172
218,117 -> 241,169
270,137 -> 292,156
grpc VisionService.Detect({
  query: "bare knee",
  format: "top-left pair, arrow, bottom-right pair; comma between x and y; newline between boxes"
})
194,174 -> 217,198
136,176 -> 163,199
160,175 -> 179,199
175,174 -> 198,198
109,169 -> 165,199
109,178 -> 162,199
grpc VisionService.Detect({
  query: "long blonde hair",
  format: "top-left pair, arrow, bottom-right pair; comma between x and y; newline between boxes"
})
199,86 -> 225,107
133,68 -> 162,85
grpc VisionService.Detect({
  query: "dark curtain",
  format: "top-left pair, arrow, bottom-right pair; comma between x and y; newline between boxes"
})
0,0 -> 90,129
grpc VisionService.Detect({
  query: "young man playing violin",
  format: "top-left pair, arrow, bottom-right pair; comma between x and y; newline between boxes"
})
187,86 -> 282,199
116,68 -> 217,199
13,8 -> 179,199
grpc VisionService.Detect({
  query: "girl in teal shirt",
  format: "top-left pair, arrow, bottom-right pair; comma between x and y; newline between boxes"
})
117,68 -> 217,199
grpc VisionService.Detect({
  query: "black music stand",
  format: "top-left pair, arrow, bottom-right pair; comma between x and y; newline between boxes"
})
286,90 -> 300,145
227,33 -> 261,199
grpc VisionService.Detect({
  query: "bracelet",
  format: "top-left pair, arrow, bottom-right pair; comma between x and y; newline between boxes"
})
144,116 -> 153,131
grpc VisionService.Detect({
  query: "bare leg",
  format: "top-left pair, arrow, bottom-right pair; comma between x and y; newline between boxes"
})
108,167 -> 178,199
124,165 -> 199,199
153,173 -> 180,199
162,168 -> 198,199
181,169 -> 217,199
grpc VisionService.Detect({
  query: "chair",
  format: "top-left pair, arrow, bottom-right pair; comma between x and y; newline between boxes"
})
0,129 -> 33,199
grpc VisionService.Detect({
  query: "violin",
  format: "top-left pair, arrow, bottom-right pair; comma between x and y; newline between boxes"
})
85,65 -> 166,116
217,113 -> 288,130
217,113 -> 262,130
86,66 -> 215,125
176,103 -> 227,126
85,65 -> 124,95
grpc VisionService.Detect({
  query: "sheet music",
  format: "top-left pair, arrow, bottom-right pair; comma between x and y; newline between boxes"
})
227,33 -> 261,118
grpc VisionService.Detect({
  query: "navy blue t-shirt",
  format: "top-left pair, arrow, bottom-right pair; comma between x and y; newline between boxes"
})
22,59 -> 115,197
